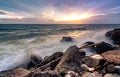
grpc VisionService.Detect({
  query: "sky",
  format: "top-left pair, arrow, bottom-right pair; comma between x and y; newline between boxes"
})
0,0 -> 120,24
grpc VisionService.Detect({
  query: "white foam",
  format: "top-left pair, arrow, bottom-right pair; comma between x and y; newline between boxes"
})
0,29 -> 111,72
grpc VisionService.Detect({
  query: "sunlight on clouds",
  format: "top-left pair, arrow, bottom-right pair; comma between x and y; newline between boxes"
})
41,7 -> 94,22
54,13 -> 93,21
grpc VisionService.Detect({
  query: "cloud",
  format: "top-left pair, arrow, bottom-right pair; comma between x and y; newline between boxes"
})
0,10 -> 7,15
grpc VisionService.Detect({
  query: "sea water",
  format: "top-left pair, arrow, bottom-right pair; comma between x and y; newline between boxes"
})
0,24 -> 120,72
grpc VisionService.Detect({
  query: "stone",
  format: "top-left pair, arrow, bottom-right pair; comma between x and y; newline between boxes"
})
27,71 -> 61,77
0,68 -> 30,77
95,42 -> 114,54
101,50 -> 120,64
36,52 -> 63,68
104,74 -> 120,77
28,55 -> 42,69
106,64 -> 115,73
55,46 -> 84,75
82,72 -> 102,77
64,71 -> 79,77
60,36 -> 73,42
105,29 -> 120,45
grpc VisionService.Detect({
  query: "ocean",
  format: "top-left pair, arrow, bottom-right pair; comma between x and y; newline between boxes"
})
0,24 -> 120,72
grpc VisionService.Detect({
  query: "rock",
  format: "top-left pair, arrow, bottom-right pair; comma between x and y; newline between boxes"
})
81,64 -> 94,72
95,42 -> 114,54
0,68 -> 30,77
105,29 -> 120,45
55,46 -> 84,75
115,66 -> 120,73
106,64 -> 115,73
27,55 -> 42,69
60,36 -> 73,42
101,50 -> 120,64
84,56 -> 100,68
35,57 -> 61,71
64,71 -> 79,77
27,71 -> 61,77
82,72 -> 102,77
36,52 -> 63,68
82,41 -> 114,55
104,74 -> 120,77
82,41 -> 97,56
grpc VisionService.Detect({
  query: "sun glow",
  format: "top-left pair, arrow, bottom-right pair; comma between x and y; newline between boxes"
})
54,13 -> 92,21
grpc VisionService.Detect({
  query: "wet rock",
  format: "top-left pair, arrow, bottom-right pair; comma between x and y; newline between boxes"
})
28,71 -> 61,77
55,46 -> 84,75
82,41 -> 114,55
28,55 -> 42,69
0,68 -> 30,77
106,64 -> 115,73
105,29 -> 120,45
95,42 -> 114,54
36,52 -> 63,68
101,50 -> 120,64
60,36 -> 73,42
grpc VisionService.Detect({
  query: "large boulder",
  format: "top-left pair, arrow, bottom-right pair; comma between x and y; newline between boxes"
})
82,41 -> 114,54
101,50 -> 120,64
55,46 -> 85,75
60,36 -> 73,42
95,42 -> 114,54
36,52 -> 63,68
105,29 -> 120,45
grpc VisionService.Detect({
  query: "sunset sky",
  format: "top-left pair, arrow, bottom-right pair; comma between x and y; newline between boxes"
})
0,0 -> 120,24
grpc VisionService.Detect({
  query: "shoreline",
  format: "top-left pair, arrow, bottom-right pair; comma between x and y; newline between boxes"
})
0,29 -> 120,77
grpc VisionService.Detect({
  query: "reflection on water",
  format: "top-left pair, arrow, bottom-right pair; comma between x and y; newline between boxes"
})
67,30 -> 91,37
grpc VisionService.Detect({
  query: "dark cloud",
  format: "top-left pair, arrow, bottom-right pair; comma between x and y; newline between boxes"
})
0,10 -> 7,15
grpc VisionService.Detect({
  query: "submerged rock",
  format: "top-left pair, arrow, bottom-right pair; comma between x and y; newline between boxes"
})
55,46 -> 84,75
101,50 -> 120,64
60,36 -> 73,42
105,29 -> 120,45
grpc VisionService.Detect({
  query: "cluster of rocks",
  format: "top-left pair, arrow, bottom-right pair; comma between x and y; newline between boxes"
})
0,29 -> 120,77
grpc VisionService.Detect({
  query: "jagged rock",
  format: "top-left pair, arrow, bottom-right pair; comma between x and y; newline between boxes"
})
105,29 -> 120,45
101,50 -> 120,64
28,55 -> 42,69
0,68 -> 30,77
60,36 -> 73,42
36,52 -> 63,68
27,71 -> 61,77
55,46 -> 84,75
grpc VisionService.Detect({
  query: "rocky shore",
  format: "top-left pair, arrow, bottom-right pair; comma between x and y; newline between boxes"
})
0,29 -> 120,77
